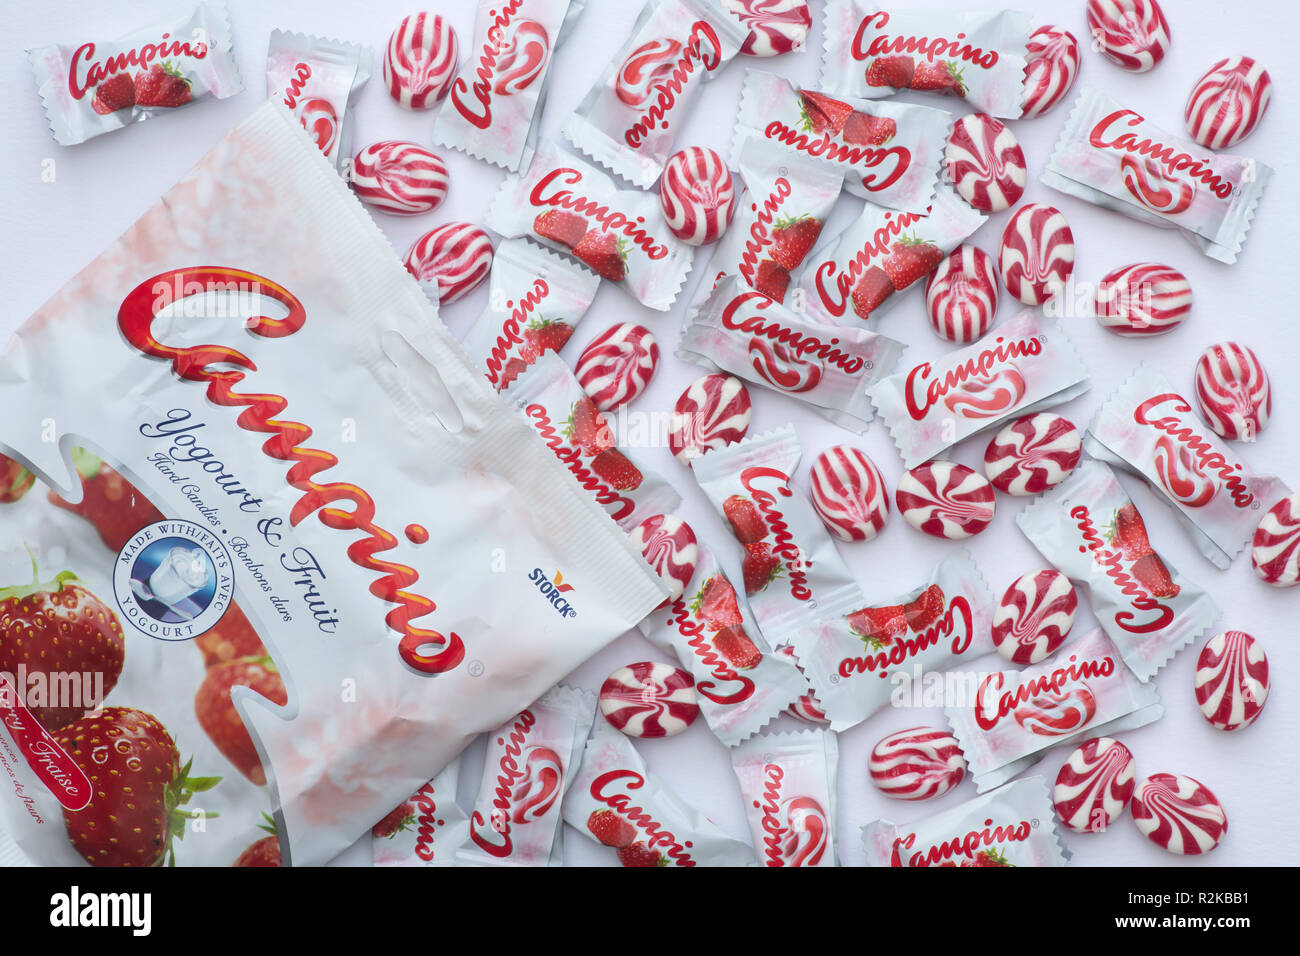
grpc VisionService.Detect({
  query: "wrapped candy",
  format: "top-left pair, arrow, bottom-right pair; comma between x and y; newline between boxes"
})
371,760 -> 468,867
730,729 -> 839,866
267,31 -> 371,174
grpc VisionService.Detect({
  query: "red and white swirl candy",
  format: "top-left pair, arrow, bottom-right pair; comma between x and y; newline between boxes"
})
723,0 -> 812,57
1252,493 -> 1300,588
896,461 -> 996,540
868,727 -> 966,801
403,222 -> 494,304
1013,685 -> 1097,737
1195,630 -> 1269,732
1021,25 -> 1080,119
748,338 -> 823,393
942,366 -> 1026,420
668,373 -> 752,464
1194,342 -> 1271,441
629,514 -> 699,603
384,12 -> 460,109
298,98 -> 338,154
925,244 -> 999,344
1085,0 -> 1171,73
659,147 -> 737,246
616,38 -> 682,107
1131,773 -> 1228,855
1185,56 -> 1273,150
599,661 -> 700,739
510,746 -> 564,823
493,19 -> 550,96
1153,435 -> 1216,508
944,114 -> 1026,213
350,141 -> 449,216
574,323 -> 660,412
1094,263 -> 1192,337
1053,737 -> 1136,833
998,203 -> 1075,306
1121,155 -> 1194,214
808,445 -> 890,543
983,413 -> 1082,496
992,570 -> 1078,664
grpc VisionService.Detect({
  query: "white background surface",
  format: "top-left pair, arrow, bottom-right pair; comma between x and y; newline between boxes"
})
2,0 -> 1297,867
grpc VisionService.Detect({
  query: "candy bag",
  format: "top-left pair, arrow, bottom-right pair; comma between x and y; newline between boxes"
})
730,728 -> 839,866
266,30 -> 371,173
371,760 -> 468,867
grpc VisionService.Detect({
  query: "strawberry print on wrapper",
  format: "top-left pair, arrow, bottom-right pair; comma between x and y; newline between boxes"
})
992,569 -> 1078,665
925,243 -> 999,343
1252,493 -> 1300,588
1194,342 -> 1271,441
724,0 -> 811,57
668,374 -> 752,465
984,413 -> 1082,497
869,728 -> 965,801
1131,773 -> 1227,855
1094,263 -> 1192,337
1020,25 -> 1080,119
384,12 -> 458,109
575,323 -> 659,412
998,203 -> 1074,305
1052,737 -> 1136,834
897,462 -> 995,540
372,760 -> 469,867
944,114 -> 1025,213
1195,630 -> 1269,732
820,4 -> 1032,118
808,445 -> 889,542
629,514 -> 699,604
731,729 -> 839,867
267,31 -> 372,174
1085,0 -> 1171,74
349,141 -> 449,215
599,662 -> 699,739
404,222 -> 494,304
1185,56 -> 1273,151
659,147 -> 737,246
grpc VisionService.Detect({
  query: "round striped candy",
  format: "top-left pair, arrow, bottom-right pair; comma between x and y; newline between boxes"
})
629,514 -> 699,603
1021,25 -> 1080,119
944,114 -> 1026,213
384,12 -> 459,109
493,18 -> 550,96
1121,155 -> 1194,214
896,461 -> 996,540
925,244 -> 999,344
1252,494 -> 1300,588
574,323 -> 659,412
869,728 -> 966,801
660,147 -> 737,246
808,445 -> 890,543
983,413 -> 1082,496
1013,685 -> 1096,737
723,0 -> 812,57
403,222 -> 494,304
1094,263 -> 1192,337
992,569 -> 1077,664
1195,630 -> 1269,732
616,38 -> 682,107
668,373 -> 752,465
1131,773 -> 1227,855
298,98 -> 338,154
1185,56 -> 1273,150
1194,342 -> 1271,441
998,203 -> 1074,306
599,662 -> 699,738
350,141 -> 449,216
1085,0 -> 1171,73
1053,737 -> 1136,833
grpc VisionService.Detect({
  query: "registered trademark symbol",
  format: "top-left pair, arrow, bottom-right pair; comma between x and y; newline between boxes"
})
1031,818 -> 1040,828
467,660 -> 485,678
829,674 -> 840,684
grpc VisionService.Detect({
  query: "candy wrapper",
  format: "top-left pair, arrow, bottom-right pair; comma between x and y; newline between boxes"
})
947,628 -> 1163,792
869,310 -> 1089,469
1017,460 -> 1220,682
639,542 -> 806,746
503,351 -> 681,529
434,0 -> 585,172
267,31 -> 371,174
563,0 -> 748,187
730,728 -> 839,866
862,777 -> 1068,867
28,0 -> 243,146
820,4 -> 1030,118
791,184 -> 985,325
692,426 -> 861,647
461,238 -> 600,392
371,760 -> 467,867
733,68 -> 950,210
0,101 -> 671,868
680,277 -> 905,433
562,718 -> 754,866
485,140 -> 695,311
1043,87 -> 1273,265
456,685 -> 594,866
786,550 -> 994,732
1085,366 -> 1290,569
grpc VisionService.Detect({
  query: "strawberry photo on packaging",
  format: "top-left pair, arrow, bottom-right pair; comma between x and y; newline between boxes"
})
371,760 -> 469,867
730,728 -> 839,867
266,30 -> 371,173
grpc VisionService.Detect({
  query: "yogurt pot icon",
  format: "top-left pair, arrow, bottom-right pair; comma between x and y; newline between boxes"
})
130,546 -> 211,619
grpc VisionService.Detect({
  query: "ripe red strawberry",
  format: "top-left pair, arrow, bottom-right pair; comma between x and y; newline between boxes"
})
798,89 -> 853,135
1107,504 -> 1152,560
754,258 -> 791,302
865,55 -> 914,88
962,847 -> 1012,867
497,357 -> 530,391
713,625 -> 763,670
0,453 -> 35,503
573,230 -> 628,282
234,812 -> 281,866
911,60 -> 966,96
134,63 -> 193,108
742,542 -> 782,595
882,236 -> 944,290
563,396 -> 614,455
521,317 -> 573,361
1131,553 -> 1180,598
47,449 -> 164,552
55,707 -> 219,867
533,210 -> 587,248
903,584 -> 945,633
587,809 -> 636,848
194,602 -> 268,667
770,216 -> 823,271
693,574 -> 743,630
723,495 -> 767,544
843,111 -> 896,146
851,265 -> 894,319
617,842 -> 668,867
91,73 -> 135,114
590,448 -> 642,490
373,801 -> 416,838
0,559 -> 124,731
846,603 -> 907,648
194,656 -> 288,786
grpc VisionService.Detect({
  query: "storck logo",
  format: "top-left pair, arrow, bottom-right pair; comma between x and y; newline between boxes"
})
529,568 -> 577,619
